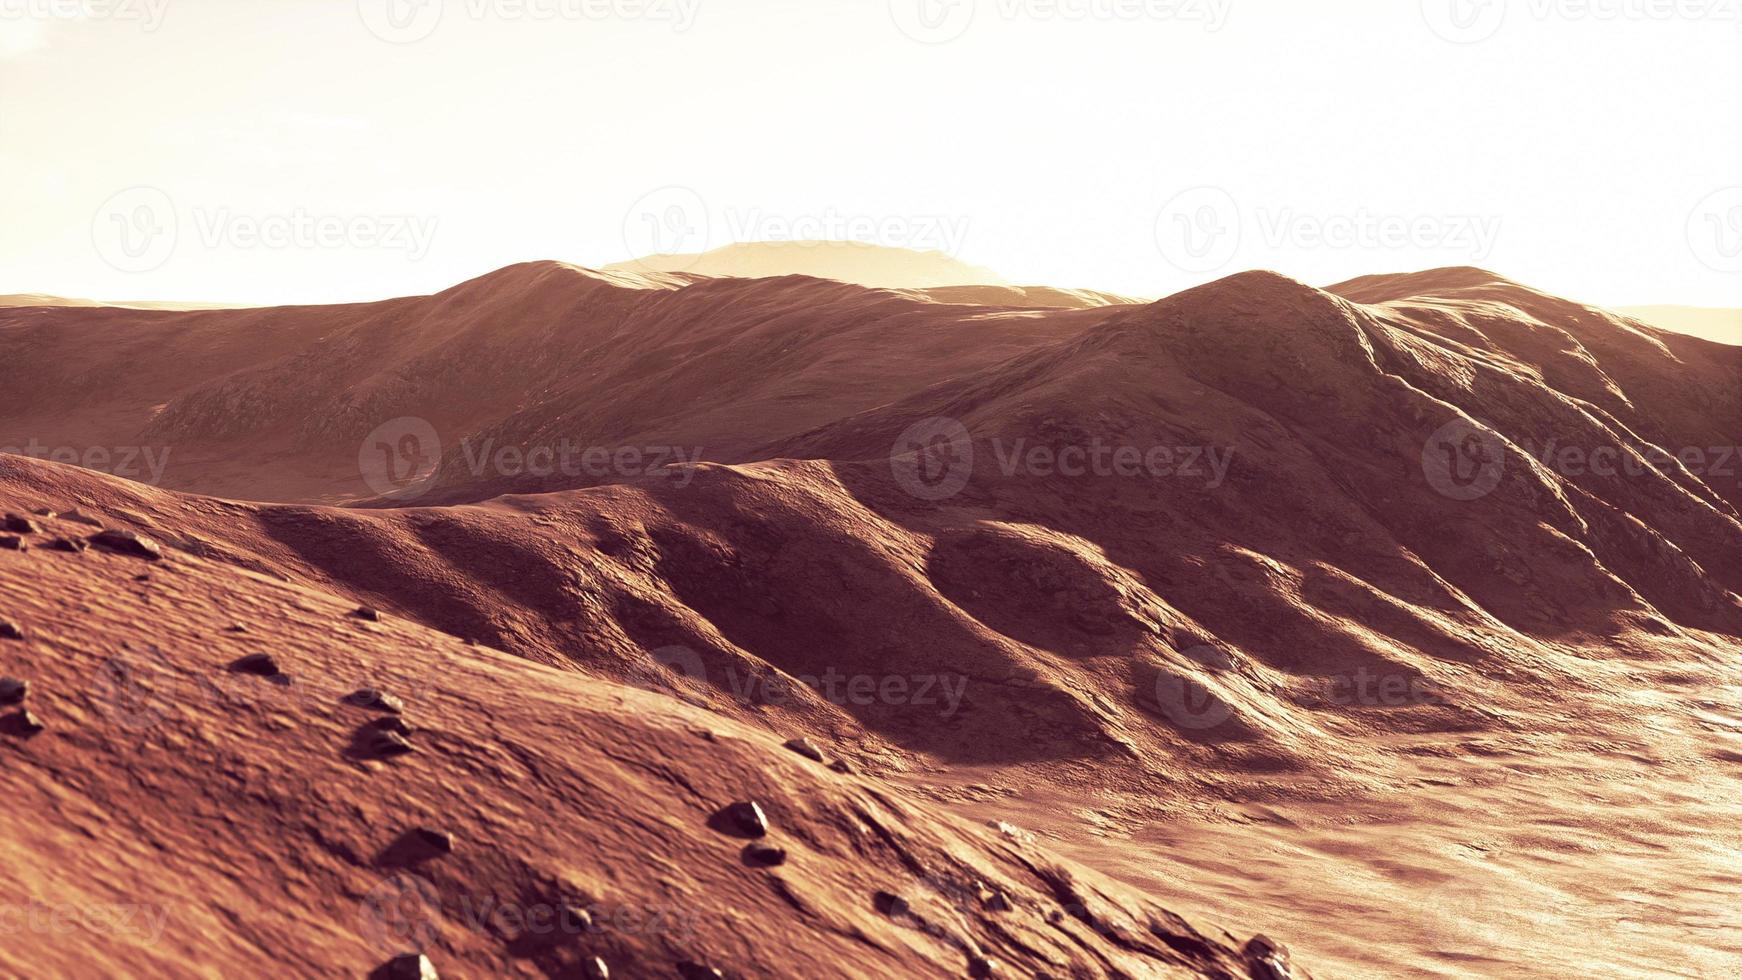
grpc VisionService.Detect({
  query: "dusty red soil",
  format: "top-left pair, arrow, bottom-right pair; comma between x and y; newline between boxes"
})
2,262 -> 1739,976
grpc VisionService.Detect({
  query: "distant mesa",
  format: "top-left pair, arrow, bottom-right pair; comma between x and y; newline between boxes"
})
604,240 -> 1010,290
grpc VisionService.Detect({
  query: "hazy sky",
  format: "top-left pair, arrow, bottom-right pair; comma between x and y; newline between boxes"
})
1,0 -> 1739,306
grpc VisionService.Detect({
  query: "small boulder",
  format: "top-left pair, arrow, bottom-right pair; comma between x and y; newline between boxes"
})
354,606 -> 382,622
380,953 -> 438,980
0,677 -> 26,704
582,957 -> 609,979
829,759 -> 854,775
409,828 -> 453,854
229,653 -> 283,677
344,688 -> 405,713
558,905 -> 595,935
368,730 -> 417,757
1,514 -> 38,534
969,956 -> 998,978
0,621 -> 22,641
89,529 -> 163,561
62,510 -> 103,527
1,710 -> 44,737
873,891 -> 910,917
1243,935 -> 1292,980
366,715 -> 415,736
29,508 -> 56,518
743,842 -> 788,867
676,963 -> 724,980
48,537 -> 88,553
718,800 -> 768,838
782,737 -> 826,763
0,536 -> 25,551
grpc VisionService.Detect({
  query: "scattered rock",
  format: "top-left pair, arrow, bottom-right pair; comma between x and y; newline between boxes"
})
226,623 -> 249,634
344,688 -> 405,713
89,529 -> 163,561
559,905 -> 595,935
873,891 -> 910,917
717,800 -> 768,838
581,957 -> 609,979
353,606 -> 382,622
0,622 -> 22,641
983,889 -> 1012,912
676,962 -> 724,980
969,955 -> 998,978
0,677 -> 26,704
829,759 -> 854,774
743,842 -> 788,867
0,535 -> 24,551
48,537 -> 88,553
62,510 -> 103,527
368,730 -> 417,757
782,736 -> 826,763
229,653 -> 283,677
1,710 -> 44,737
409,828 -> 452,854
366,715 -> 414,736
380,953 -> 438,980
2,514 -> 39,534
1243,935 -> 1292,980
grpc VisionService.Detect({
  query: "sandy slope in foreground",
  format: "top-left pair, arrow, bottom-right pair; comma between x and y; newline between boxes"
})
0,464 -> 1278,979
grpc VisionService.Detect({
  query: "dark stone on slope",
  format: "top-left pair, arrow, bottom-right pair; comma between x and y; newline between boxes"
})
743,842 -> 788,867
712,800 -> 768,838
1,710 -> 44,737
89,529 -> 163,561
229,653 -> 283,677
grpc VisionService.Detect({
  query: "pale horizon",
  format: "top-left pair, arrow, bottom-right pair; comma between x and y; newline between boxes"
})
2,1 -> 1739,309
